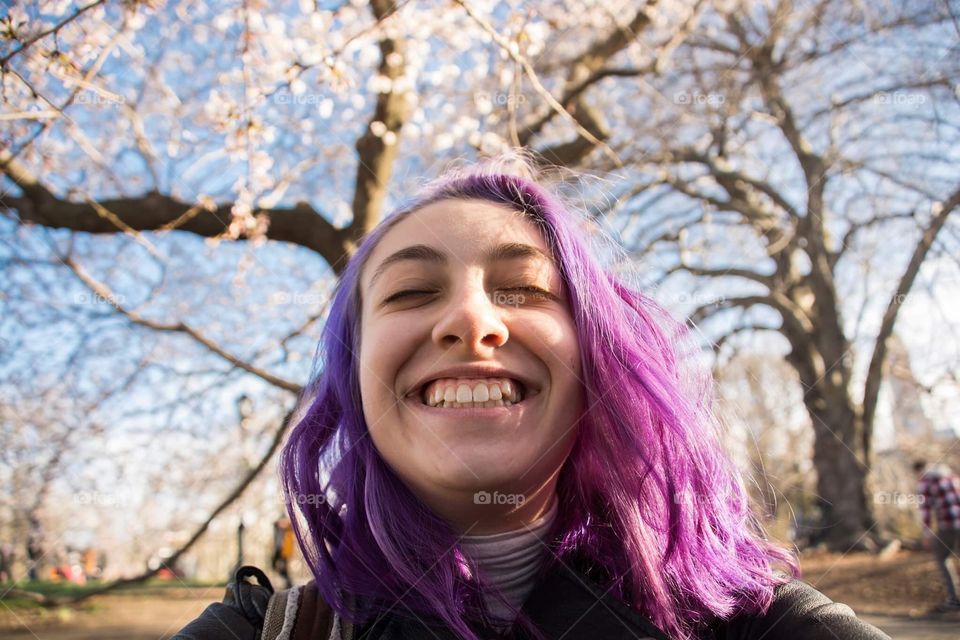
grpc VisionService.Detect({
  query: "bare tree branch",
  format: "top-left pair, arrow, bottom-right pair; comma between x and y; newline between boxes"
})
0,0 -> 108,67
669,262 -> 774,287
690,292 -> 814,336
518,7 -> 657,145
803,77 -> 953,124
455,0 -> 640,167
670,149 -> 802,220
861,184 -> 960,460
832,210 -> 919,266
711,320 -> 779,356
60,253 -> 303,393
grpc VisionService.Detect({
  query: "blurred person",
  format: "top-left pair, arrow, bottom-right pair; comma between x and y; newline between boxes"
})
174,155 -> 889,639
913,459 -> 960,611
25,516 -> 42,581
82,547 -> 99,581
271,516 -> 294,589
0,542 -> 13,582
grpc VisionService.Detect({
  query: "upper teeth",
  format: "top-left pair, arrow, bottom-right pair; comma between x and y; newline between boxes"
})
421,378 -> 523,407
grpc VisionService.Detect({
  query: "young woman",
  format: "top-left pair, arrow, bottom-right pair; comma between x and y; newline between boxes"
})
174,156 -> 889,639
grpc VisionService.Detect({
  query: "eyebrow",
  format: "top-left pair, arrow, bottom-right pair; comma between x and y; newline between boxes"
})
368,242 -> 556,289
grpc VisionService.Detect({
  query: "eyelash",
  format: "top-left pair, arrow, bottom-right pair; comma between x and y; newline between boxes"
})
385,286 -> 553,303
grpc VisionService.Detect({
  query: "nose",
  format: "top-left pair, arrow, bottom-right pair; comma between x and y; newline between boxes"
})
432,278 -> 508,352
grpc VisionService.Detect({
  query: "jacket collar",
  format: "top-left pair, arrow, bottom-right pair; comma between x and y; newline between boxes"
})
355,553 -> 670,639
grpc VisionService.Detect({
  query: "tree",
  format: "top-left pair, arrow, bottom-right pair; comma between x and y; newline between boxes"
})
596,1 -> 959,547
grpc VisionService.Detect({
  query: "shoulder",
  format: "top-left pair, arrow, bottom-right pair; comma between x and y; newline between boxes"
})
171,566 -> 335,640
713,579 -> 891,640
171,601 -> 261,640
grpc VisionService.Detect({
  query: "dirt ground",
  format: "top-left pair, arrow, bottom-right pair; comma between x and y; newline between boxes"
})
799,548 -> 960,618
0,586 -> 220,640
1,550 -> 958,638
800,549 -> 960,639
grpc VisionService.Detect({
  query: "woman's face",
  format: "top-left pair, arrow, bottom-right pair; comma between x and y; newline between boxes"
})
358,198 -> 584,526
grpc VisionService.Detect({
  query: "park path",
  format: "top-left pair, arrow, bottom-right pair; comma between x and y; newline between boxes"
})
862,614 -> 959,640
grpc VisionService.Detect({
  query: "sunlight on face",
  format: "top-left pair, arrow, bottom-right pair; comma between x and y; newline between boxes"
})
357,199 -> 584,525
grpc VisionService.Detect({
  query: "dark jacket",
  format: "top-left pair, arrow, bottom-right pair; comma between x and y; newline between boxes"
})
173,556 -> 891,640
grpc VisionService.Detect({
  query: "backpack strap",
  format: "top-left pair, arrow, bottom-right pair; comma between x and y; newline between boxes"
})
261,585 -> 301,640
260,581 -> 340,640
291,581 -> 335,640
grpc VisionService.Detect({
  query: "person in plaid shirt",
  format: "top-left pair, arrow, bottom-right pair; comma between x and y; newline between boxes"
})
914,460 -> 960,610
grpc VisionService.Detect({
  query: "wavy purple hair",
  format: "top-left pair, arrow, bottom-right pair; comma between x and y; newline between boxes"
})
280,159 -> 798,639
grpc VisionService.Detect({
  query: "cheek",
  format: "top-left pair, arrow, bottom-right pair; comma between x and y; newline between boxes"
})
523,314 -> 582,382
357,317 -> 388,418
358,315 -> 422,407
560,318 -> 582,380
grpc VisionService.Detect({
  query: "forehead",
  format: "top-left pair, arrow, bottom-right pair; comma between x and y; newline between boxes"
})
361,198 -> 554,289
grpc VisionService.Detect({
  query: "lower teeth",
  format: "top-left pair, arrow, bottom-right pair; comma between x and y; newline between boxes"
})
425,399 -> 516,408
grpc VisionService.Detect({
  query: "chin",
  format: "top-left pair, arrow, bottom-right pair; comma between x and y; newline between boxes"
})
444,460 -> 537,496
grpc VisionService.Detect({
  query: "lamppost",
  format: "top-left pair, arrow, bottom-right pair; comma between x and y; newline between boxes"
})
236,518 -> 245,570
235,395 -> 254,570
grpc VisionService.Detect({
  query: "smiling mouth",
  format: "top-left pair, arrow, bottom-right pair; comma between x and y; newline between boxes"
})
409,378 -> 537,410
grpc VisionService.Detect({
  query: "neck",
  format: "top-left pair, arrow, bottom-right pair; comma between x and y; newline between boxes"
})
459,496 -> 559,628
453,484 -> 559,535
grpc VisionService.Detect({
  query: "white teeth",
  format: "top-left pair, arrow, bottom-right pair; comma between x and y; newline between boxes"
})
420,377 -> 524,407
473,383 -> 490,402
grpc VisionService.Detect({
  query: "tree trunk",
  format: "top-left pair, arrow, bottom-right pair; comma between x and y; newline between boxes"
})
807,402 -> 873,548
792,354 -> 876,549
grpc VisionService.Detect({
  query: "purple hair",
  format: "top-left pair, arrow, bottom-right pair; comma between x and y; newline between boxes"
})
280,159 -> 798,639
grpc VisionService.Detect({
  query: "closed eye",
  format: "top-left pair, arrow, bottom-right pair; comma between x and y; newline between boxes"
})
507,286 -> 551,295
384,289 -> 436,303
383,286 -> 557,304
502,286 -> 557,301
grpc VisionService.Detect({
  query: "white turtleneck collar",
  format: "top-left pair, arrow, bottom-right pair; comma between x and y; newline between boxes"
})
459,497 -> 559,631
